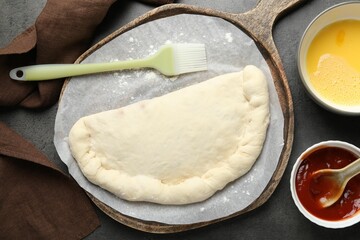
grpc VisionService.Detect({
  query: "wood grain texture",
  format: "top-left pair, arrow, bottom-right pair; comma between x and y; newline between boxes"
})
63,0 -> 307,233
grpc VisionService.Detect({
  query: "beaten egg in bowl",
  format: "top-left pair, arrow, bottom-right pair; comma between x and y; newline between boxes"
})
298,2 -> 360,115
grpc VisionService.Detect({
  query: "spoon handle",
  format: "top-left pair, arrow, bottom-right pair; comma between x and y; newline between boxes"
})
342,157 -> 360,180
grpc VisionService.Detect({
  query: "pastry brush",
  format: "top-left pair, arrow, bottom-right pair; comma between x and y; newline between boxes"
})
9,43 -> 207,81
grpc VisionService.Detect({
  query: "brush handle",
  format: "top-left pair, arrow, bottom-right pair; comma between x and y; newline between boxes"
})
10,58 -> 153,81
341,157 -> 360,181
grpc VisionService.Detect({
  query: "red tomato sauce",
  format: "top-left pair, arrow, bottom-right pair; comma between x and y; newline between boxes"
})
295,146 -> 360,221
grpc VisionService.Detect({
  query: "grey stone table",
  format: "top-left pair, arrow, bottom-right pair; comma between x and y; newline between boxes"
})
1,0 -> 360,239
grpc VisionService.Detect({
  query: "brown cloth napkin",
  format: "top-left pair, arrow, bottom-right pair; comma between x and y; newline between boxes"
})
0,0 -> 173,239
0,0 -> 117,108
0,122 -> 100,239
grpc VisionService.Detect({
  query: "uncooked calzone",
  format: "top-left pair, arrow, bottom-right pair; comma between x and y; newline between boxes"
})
69,65 -> 270,205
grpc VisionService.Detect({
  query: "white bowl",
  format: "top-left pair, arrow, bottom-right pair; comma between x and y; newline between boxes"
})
297,2 -> 360,115
290,140 -> 360,228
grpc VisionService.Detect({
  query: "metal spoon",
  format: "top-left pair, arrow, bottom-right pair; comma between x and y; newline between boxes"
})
310,157 -> 360,208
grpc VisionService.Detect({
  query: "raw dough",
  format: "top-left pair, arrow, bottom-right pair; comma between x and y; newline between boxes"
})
68,65 -> 270,205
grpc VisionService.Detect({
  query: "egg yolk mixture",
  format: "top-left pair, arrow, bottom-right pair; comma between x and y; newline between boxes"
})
307,20 -> 360,106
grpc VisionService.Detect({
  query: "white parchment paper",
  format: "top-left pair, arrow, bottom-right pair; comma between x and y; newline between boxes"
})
54,14 -> 284,224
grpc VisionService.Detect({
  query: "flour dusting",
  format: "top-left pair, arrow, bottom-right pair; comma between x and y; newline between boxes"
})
225,32 -> 233,42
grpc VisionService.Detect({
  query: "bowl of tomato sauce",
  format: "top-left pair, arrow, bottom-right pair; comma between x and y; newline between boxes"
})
290,140 -> 360,228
